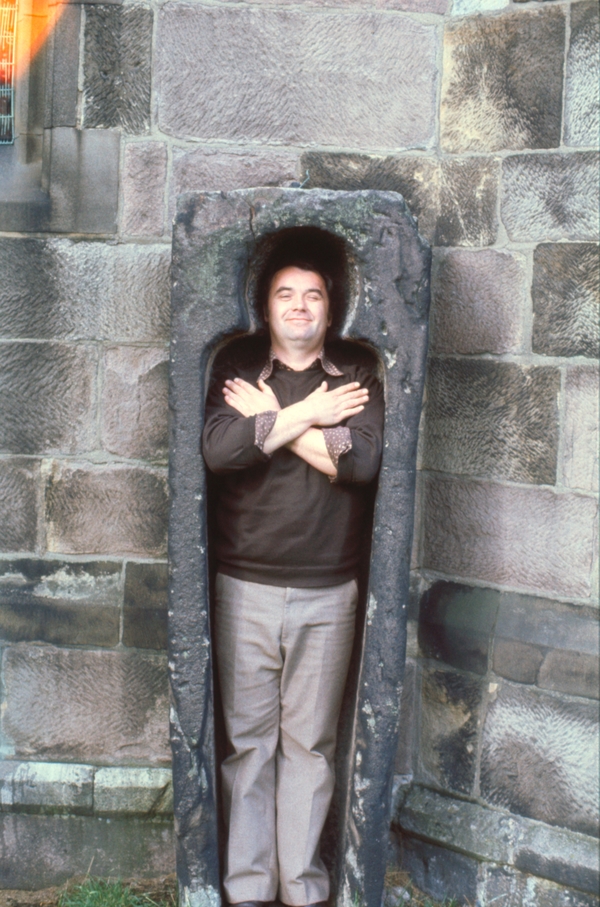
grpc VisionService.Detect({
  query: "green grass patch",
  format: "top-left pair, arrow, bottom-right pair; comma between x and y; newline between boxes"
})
58,879 -> 176,907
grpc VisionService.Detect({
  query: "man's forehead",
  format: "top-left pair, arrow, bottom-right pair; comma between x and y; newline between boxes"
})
270,266 -> 327,293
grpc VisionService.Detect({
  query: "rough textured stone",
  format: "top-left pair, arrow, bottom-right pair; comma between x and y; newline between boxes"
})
422,477 -> 598,599
419,667 -> 483,795
0,342 -> 96,455
0,762 -> 93,814
215,0 -> 447,8
46,3 -> 80,127
304,152 -> 500,246
394,659 -> 418,776
157,8 -> 438,149
481,681 -> 599,837
0,460 -> 39,553
2,645 -> 169,764
502,153 -> 600,242
101,347 -> 169,461
482,865 -> 600,907
121,143 -> 168,236
442,8 -> 564,152
94,767 -> 173,816
431,249 -> 526,354
418,581 -> 500,676
514,822 -> 600,894
0,814 -> 175,889
45,463 -> 168,557
123,561 -> 168,651
0,239 -> 171,341
83,5 -> 152,133
394,834 -> 479,904
452,0 -> 507,13
564,1 -> 600,147
531,243 -> 599,359
48,127 -> 121,234
562,367 -> 599,493
423,359 -> 560,484
0,559 -> 121,647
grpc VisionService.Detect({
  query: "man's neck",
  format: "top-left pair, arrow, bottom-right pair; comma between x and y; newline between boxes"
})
270,341 -> 323,372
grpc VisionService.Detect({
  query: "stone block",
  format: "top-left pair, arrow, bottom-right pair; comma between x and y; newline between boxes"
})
563,367 -> 599,493
418,581 -> 500,675
0,342 -> 97,455
46,3 -> 80,127
0,558 -> 121,647
431,249 -> 526,354
2,761 -> 93,814
156,7 -> 438,150
2,645 -> 170,765
214,0 -> 447,8
532,243 -> 599,359
101,347 -> 169,461
48,127 -> 120,234
303,152 -> 499,246
514,821 -> 600,895
0,239 -> 171,342
419,666 -> 483,795
83,5 -> 152,133
93,767 -> 173,816
441,8 -> 564,152
0,460 -> 39,553
0,813 -> 175,889
564,1 -> 600,147
394,833 -> 479,904
394,659 -> 418,776
502,152 -> 600,242
482,864 -> 600,907
121,143 -> 168,236
481,681 -> 599,837
422,476 -> 598,599
45,463 -> 168,557
538,649 -> 600,702
452,0 -> 507,13
123,561 -> 168,651
423,359 -> 560,484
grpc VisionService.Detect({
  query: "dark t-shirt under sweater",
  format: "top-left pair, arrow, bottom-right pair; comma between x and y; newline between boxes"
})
202,351 -> 384,588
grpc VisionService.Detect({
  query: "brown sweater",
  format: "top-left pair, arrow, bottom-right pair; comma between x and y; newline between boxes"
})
202,350 -> 384,587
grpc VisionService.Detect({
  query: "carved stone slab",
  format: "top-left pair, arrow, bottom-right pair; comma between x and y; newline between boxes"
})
169,188 -> 430,907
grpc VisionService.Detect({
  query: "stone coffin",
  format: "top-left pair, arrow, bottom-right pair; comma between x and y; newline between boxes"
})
169,188 -> 430,907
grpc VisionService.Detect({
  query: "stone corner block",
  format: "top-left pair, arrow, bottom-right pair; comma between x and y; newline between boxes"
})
93,766 -> 173,816
564,0 -> 600,147
562,366 -> 599,493
123,561 -> 168,651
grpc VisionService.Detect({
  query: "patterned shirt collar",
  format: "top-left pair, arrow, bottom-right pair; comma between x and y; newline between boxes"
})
258,348 -> 343,381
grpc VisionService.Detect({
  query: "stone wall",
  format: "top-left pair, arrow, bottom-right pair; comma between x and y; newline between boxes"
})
0,0 -> 598,901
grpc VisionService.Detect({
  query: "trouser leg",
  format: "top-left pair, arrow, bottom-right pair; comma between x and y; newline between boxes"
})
214,573 -> 284,904
277,580 -> 358,907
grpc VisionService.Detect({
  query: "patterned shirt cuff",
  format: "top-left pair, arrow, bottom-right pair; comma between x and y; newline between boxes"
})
322,426 -> 352,471
254,410 -> 278,452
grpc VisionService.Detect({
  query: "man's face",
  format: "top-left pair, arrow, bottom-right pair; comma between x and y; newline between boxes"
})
265,266 -> 331,350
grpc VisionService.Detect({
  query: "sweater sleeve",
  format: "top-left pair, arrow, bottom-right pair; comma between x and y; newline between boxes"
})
202,366 -> 272,475
334,368 -> 384,485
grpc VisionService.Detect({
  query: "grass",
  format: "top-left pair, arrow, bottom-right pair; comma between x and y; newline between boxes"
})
57,879 -> 177,907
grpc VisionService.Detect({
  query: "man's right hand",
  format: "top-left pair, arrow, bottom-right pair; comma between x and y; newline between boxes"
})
304,381 -> 369,427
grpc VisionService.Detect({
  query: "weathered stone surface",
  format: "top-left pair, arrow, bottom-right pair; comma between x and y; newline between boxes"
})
0,460 -> 39,553
563,367 -> 599,493
441,8 -> 564,152
0,342 -> 96,455
419,666 -> 483,795
452,0 -> 507,13
0,239 -> 171,341
422,476 -> 598,599
215,0 -> 447,8
94,767 -> 173,816
304,152 -> 499,246
395,834 -> 479,904
481,681 -> 599,837
394,659 -> 418,776
514,821 -> 600,894
0,813 -> 175,889
423,359 -> 560,484
121,143 -> 168,236
0,559 -> 121,647
48,127 -> 120,234
564,1 -> 600,147
0,762 -> 93,814
2,645 -> 169,764
157,8 -> 438,149
531,243 -> 599,359
101,347 -> 169,460
123,561 -> 168,651
46,3 -> 80,127
418,581 -> 500,676
502,153 -> 600,242
431,249 -> 526,354
482,864 -> 600,907
45,463 -> 168,557
83,5 -> 152,133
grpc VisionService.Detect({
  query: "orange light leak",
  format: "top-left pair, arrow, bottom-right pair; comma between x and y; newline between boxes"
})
15,1 -> 67,78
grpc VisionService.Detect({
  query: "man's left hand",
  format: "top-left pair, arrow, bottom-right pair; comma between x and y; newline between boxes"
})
223,378 -> 281,417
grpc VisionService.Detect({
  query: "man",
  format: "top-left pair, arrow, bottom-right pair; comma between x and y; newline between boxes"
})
202,258 -> 384,907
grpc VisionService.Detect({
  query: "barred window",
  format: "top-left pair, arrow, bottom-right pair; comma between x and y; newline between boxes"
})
0,0 -> 16,144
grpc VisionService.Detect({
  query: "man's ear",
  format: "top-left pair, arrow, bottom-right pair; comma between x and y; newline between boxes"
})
263,306 -> 269,323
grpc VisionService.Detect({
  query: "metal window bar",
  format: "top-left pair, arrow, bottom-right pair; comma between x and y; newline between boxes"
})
0,0 -> 17,144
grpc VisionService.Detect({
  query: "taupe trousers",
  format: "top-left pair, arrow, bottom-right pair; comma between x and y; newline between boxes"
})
214,573 -> 358,906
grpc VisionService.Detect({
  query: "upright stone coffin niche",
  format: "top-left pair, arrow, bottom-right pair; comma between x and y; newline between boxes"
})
169,189 -> 430,907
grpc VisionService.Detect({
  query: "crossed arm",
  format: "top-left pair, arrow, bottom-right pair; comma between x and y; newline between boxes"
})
222,377 -> 369,477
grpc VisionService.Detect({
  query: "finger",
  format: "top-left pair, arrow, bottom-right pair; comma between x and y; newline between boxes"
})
257,378 -> 268,391
340,405 -> 365,419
